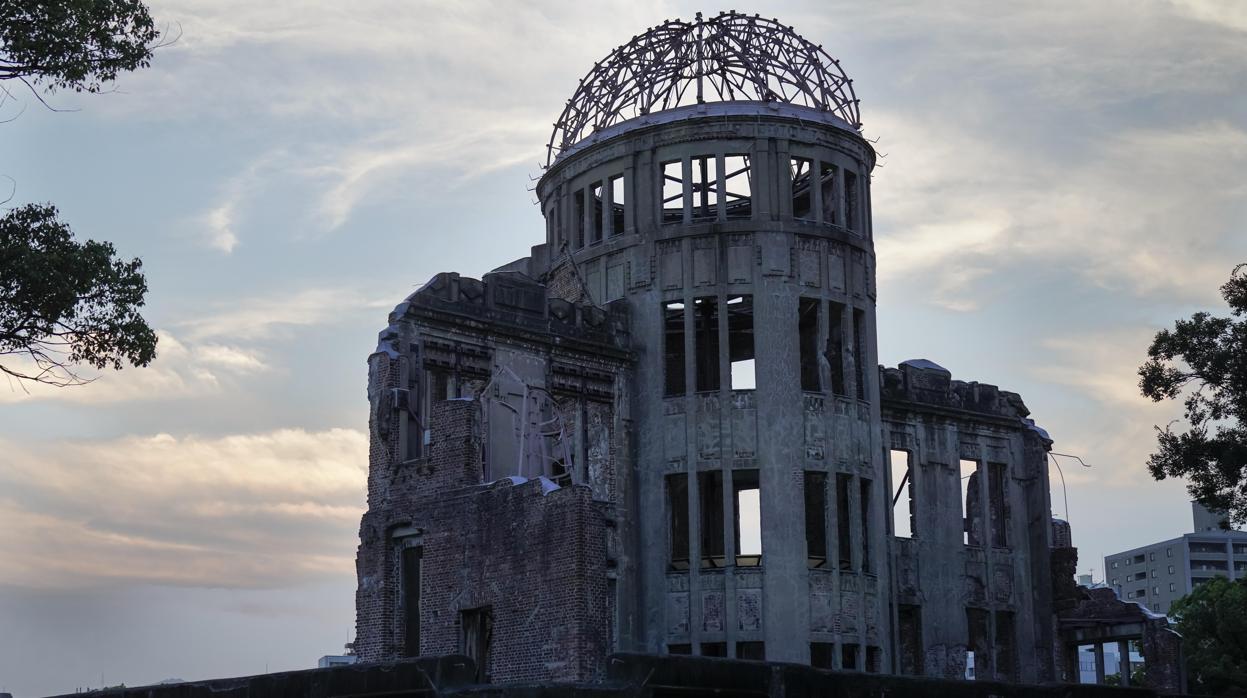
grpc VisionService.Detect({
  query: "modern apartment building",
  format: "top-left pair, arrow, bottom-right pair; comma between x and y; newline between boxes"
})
1104,502 -> 1247,615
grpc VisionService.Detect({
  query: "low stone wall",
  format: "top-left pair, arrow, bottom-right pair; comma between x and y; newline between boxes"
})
50,654 -> 1188,698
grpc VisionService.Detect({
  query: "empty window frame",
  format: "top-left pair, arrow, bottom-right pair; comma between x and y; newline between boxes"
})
460,606 -> 492,682
737,641 -> 765,661
723,154 -> 752,220
701,642 -> 727,657
961,459 -> 980,546
727,295 -> 755,390
401,545 -> 422,657
590,182 -> 604,244
897,605 -> 923,675
791,157 -> 813,219
664,301 -> 686,397
610,174 -> 625,236
891,450 -> 915,538
866,647 -> 882,674
852,308 -> 868,400
819,162 -> 838,225
811,642 -> 834,670
860,477 -> 873,573
691,155 -> 719,222
845,170 -> 860,231
668,473 -> 690,570
699,470 -> 726,568
734,469 -> 761,566
573,189 -> 586,248
668,644 -> 692,655
966,607 -> 990,680
827,302 -> 847,396
694,297 -> 720,392
842,643 -> 860,671
994,610 -> 1016,682
798,298 -> 820,391
661,160 -> 684,224
804,471 -> 828,567
988,462 -> 1008,548
837,473 -> 853,570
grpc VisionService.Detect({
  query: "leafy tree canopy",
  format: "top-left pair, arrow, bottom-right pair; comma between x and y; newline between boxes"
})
1139,264 -> 1247,525
0,0 -> 159,94
0,203 -> 156,387
1170,576 -> 1247,696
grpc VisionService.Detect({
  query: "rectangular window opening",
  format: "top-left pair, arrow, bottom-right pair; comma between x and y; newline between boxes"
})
694,297 -> 721,392
668,643 -> 692,655
897,605 -> 923,675
891,450 -> 915,539
866,647 -> 882,674
804,471 -> 828,568
819,162 -> 838,225
590,182 -> 604,244
798,298 -> 820,391
734,469 -> 761,567
727,295 -> 755,390
960,459 -> 980,546
460,606 -> 492,683
860,477 -> 872,573
811,642 -> 834,670
573,189 -> 586,248
699,470 -> 725,568
966,607 -> 990,681
691,155 -> 719,221
700,642 -> 727,657
837,473 -> 853,570
995,610 -> 1016,682
988,462 -> 1008,547
845,170 -> 859,231
852,308 -> 867,400
736,641 -> 765,661
662,160 -> 684,225
401,545 -> 422,658
791,157 -> 813,219
827,302 -> 846,396
723,154 -> 752,220
841,643 -> 859,671
667,473 -> 690,570
664,301 -> 686,397
610,174 -> 625,236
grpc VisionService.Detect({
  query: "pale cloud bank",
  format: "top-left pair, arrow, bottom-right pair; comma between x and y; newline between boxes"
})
0,427 -> 367,589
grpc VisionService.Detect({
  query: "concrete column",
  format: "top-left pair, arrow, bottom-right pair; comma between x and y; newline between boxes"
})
1117,639 -> 1131,686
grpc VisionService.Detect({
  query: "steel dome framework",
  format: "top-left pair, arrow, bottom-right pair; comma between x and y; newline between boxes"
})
546,11 -> 861,166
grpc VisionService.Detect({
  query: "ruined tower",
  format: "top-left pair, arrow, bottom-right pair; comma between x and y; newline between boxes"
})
357,12 -> 1061,686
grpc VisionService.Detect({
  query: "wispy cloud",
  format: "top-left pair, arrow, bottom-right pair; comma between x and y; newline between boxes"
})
0,427 -> 366,589
176,287 -> 387,342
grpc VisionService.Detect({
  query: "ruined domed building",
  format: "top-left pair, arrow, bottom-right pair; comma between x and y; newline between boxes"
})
353,12 -> 1116,689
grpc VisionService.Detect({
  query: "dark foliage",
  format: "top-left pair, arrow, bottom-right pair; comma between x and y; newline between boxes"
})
0,0 -> 159,94
1139,265 -> 1247,525
0,203 -> 156,387
1170,576 -> 1247,695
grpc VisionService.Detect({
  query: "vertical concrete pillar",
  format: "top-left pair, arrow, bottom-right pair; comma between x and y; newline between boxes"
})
1094,643 -> 1106,684
1118,639 -> 1131,687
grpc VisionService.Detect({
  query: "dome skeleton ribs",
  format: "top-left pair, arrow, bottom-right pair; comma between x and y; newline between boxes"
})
546,11 -> 862,167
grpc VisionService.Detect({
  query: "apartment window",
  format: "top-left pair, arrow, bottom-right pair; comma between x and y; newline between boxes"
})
827,302 -> 847,396
733,470 -> 762,566
960,459 -> 979,546
1153,586 -> 1160,595
1167,547 -> 1173,557
837,473 -> 853,570
798,298 -> 821,391
804,472 -> 828,567
609,174 -> 625,236
691,155 -> 718,222
891,450 -> 915,538
1112,561 -> 1118,569
664,301 -> 686,397
699,471 -> 725,568
1152,569 -> 1158,578
693,297 -> 720,392
737,642 -> 765,661
727,295 -> 755,390
723,154 -> 752,220
667,474 -> 690,570
1169,582 -> 1176,592
401,545 -> 422,657
791,157 -> 813,219
1111,578 -> 1118,586
810,642 -> 834,670
1168,565 -> 1175,574
1150,552 -> 1156,561
1125,558 -> 1132,566
661,160 -> 684,224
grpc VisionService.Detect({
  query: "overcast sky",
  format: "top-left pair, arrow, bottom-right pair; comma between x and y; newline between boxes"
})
2,1 -> 1245,695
